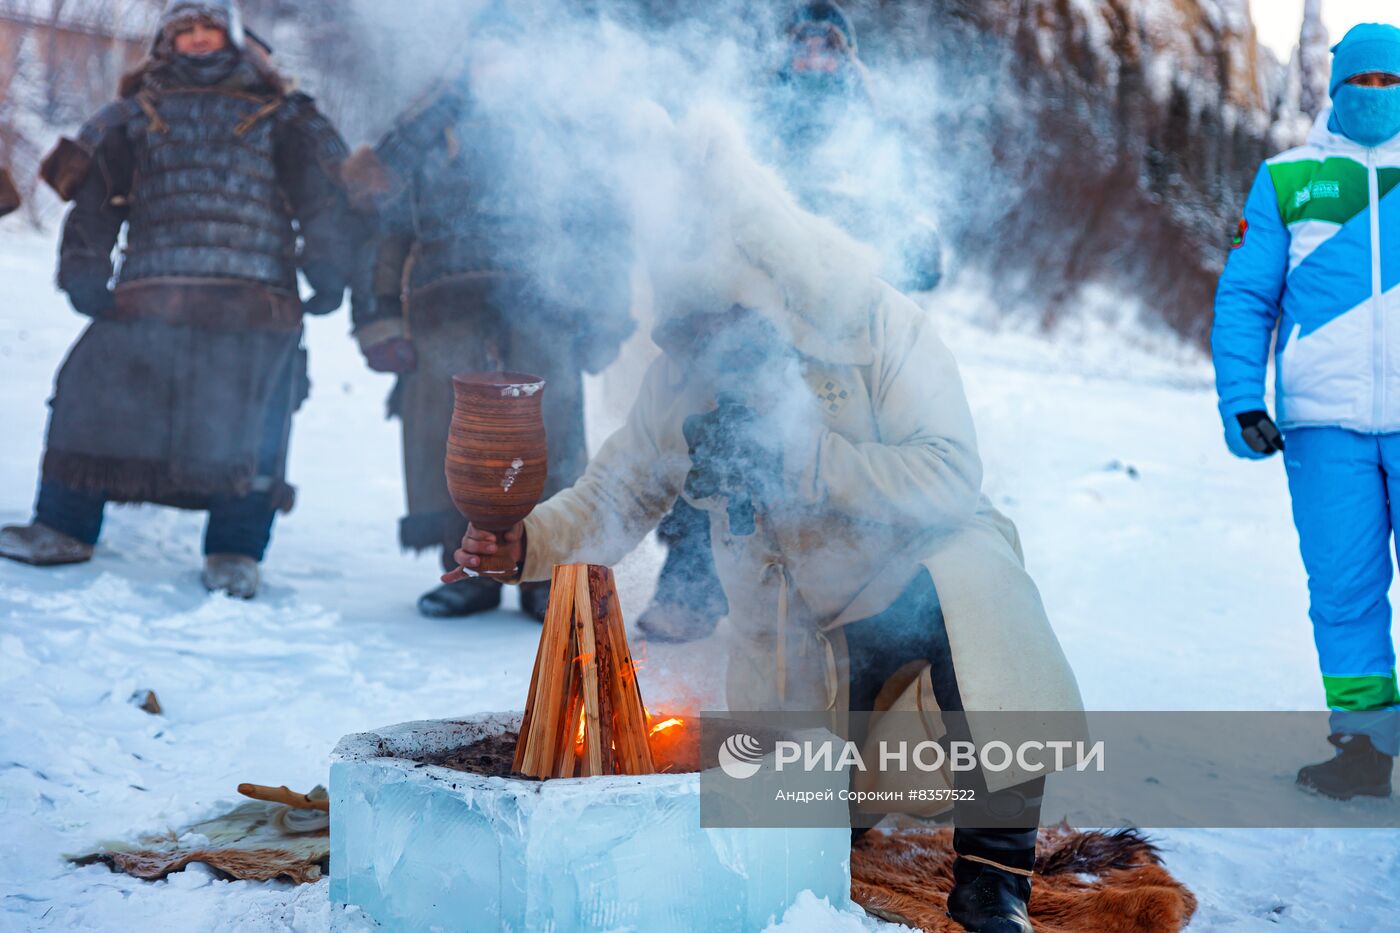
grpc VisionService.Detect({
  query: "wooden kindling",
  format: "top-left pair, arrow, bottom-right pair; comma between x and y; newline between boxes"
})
513,564 -> 657,778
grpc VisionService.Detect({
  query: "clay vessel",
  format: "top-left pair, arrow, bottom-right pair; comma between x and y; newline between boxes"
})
444,371 -> 547,578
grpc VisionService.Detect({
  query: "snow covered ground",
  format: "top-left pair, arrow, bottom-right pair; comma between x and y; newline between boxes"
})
1,221 -> 1397,931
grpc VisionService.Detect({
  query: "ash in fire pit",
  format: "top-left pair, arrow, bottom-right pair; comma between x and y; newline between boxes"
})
426,730 -> 527,778
427,722 -> 701,779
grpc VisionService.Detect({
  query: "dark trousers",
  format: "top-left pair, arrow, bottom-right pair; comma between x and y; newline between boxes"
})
845,570 -> 1041,868
35,481 -> 278,561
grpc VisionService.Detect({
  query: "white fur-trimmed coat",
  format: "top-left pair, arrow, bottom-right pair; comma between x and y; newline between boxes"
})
517,109 -> 1082,796
517,284 -> 1083,775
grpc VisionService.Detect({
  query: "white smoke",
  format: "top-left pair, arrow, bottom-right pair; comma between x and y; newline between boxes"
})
333,0 -> 959,327
317,1 -> 990,650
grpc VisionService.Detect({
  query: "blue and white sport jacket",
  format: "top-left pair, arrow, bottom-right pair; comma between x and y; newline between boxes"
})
1213,110 -> 1400,432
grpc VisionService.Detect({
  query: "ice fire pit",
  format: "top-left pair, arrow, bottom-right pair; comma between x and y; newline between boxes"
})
329,713 -> 851,931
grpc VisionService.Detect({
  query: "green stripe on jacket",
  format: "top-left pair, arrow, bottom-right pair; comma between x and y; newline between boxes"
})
1268,157 -> 1372,226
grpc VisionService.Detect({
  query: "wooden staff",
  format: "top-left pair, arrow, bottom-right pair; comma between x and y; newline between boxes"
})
237,784 -> 329,812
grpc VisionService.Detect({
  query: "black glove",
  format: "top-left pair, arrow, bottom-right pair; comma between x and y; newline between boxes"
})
1236,410 -> 1285,456
683,393 -> 783,536
301,260 -> 347,316
64,273 -> 115,319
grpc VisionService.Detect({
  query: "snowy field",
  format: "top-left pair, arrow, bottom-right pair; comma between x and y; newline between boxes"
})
1,220 -> 1398,931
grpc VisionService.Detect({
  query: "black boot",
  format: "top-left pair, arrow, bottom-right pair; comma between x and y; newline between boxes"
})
1297,733 -> 1394,800
518,581 -> 551,623
417,578 -> 502,618
947,829 -> 1034,933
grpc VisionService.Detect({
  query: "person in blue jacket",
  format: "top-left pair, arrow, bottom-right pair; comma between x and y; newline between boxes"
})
1212,23 -> 1400,800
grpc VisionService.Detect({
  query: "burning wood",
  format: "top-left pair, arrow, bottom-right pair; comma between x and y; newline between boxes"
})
514,564 -> 658,778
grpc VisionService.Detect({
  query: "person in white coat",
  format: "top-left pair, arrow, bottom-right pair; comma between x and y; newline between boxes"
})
458,111 -> 1082,932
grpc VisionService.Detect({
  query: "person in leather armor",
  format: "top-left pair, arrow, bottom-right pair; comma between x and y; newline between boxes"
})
0,0 -> 356,599
347,8 -> 634,622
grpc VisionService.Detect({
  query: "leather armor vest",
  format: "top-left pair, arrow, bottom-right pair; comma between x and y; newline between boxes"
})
120,89 -> 297,291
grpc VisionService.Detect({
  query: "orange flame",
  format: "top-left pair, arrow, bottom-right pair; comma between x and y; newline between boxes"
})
644,709 -> 693,773
648,717 -> 683,736
574,705 -> 586,752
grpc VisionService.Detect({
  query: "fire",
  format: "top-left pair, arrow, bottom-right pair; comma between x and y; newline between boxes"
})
644,706 -> 686,736
574,705 -> 586,752
648,717 -> 683,736
643,708 -> 694,773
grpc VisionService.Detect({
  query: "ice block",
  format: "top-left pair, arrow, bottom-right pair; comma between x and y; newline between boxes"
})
330,714 -> 851,932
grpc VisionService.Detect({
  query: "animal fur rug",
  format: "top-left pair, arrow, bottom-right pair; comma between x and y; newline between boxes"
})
69,789 -> 329,884
852,824 -> 1196,932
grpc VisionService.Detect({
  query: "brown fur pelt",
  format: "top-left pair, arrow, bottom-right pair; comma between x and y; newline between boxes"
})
852,824 -> 1197,932
74,846 -> 325,884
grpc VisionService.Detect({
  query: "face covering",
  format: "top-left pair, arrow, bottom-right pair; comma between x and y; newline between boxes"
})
1330,83 -> 1400,147
169,47 -> 240,87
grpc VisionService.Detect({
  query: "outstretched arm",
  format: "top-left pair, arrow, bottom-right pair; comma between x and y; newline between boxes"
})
517,360 -> 690,580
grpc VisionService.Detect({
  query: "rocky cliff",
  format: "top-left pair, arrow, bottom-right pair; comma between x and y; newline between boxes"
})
863,0 -> 1315,342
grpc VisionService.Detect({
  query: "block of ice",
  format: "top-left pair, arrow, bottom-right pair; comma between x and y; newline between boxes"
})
330,714 -> 852,932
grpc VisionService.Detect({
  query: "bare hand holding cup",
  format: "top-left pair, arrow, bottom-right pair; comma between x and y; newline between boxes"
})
442,522 -> 525,583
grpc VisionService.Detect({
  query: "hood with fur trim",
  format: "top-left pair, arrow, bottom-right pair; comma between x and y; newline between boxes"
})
645,107 -> 885,366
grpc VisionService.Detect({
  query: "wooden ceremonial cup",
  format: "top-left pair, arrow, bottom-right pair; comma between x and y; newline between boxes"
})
442,371 -> 548,581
